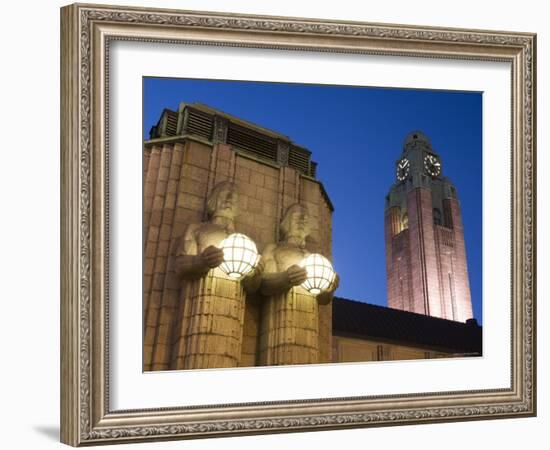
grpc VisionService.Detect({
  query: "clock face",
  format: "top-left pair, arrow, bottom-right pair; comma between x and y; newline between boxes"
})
396,158 -> 410,181
424,154 -> 441,177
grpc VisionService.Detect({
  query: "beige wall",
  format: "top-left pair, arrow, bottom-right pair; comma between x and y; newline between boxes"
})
332,335 -> 450,363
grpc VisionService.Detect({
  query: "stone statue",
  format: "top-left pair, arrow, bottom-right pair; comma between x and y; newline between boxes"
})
173,181 -> 262,369
258,203 -> 338,366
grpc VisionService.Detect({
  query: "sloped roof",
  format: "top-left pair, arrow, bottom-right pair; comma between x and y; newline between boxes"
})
332,297 -> 482,355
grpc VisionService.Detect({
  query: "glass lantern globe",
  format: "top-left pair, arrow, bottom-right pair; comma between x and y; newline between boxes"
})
218,233 -> 260,279
299,253 -> 335,295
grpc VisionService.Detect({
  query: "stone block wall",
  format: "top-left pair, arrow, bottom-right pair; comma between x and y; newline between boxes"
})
407,187 -> 443,318
442,198 -> 473,322
332,335 -> 449,363
143,138 -> 334,370
385,187 -> 474,323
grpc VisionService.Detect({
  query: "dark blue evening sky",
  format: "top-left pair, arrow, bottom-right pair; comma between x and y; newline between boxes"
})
143,78 -> 483,323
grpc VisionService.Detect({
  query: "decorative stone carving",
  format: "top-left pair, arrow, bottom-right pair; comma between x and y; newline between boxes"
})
173,181 -> 262,369
214,116 -> 228,143
277,140 -> 290,166
258,204 -> 337,365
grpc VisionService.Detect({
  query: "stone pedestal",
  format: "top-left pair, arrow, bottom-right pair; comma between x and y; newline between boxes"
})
172,268 -> 245,369
259,287 -> 319,366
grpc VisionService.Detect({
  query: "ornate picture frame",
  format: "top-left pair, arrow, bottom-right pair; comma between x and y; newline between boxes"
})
60,3 -> 536,446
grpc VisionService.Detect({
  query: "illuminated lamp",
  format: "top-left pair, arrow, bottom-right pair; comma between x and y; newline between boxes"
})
299,253 -> 335,295
218,233 -> 260,279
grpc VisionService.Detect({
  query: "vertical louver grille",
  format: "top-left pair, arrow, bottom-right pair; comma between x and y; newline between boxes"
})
148,104 -> 317,178
289,146 -> 310,175
164,110 -> 178,136
186,108 -> 214,140
227,123 -> 277,161
149,108 -> 178,139
310,161 -> 318,178
443,199 -> 454,229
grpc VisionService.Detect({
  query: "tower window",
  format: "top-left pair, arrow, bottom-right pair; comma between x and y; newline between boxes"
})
401,213 -> 408,230
433,208 -> 442,226
443,199 -> 454,229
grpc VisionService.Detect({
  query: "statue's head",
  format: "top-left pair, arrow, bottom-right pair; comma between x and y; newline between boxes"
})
280,203 -> 311,241
206,181 -> 239,220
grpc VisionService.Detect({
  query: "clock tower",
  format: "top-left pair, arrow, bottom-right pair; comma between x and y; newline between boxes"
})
384,131 -> 474,323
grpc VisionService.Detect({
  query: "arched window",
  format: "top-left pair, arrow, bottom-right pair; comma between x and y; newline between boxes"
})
433,208 -> 442,226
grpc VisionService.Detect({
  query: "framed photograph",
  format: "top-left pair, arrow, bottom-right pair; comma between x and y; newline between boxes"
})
60,3 -> 536,446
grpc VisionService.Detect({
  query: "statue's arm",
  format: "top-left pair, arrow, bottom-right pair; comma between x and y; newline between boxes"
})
175,225 -> 223,279
241,255 -> 264,293
259,245 -> 307,296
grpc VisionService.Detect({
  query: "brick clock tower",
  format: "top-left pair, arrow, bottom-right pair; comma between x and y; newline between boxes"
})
384,131 -> 474,323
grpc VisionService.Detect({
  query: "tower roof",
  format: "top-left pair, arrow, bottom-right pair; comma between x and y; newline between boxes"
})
404,130 -> 431,148
402,130 -> 439,155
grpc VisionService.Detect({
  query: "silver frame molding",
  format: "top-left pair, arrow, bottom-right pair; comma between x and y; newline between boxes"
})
60,3 -> 536,446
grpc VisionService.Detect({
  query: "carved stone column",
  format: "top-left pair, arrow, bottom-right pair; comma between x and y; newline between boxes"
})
259,287 -> 319,366
173,268 -> 246,369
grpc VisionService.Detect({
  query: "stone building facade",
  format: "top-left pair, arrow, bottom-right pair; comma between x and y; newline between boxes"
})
143,103 -> 480,371
143,103 -> 334,371
384,132 -> 474,322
